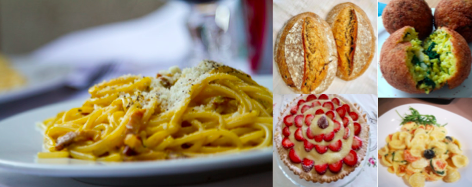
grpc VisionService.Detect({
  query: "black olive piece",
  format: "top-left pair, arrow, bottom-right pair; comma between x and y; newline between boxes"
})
424,149 -> 435,159
445,136 -> 453,142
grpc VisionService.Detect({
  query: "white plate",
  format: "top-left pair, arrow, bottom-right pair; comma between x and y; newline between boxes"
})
378,9 -> 472,97
0,98 -> 272,177
378,104 -> 472,187
0,59 -> 72,104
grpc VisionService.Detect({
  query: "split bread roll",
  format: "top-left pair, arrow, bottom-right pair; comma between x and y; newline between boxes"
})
326,2 -> 376,81
274,12 -> 338,94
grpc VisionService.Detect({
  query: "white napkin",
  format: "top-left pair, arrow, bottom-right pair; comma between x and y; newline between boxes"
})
32,1 -> 192,65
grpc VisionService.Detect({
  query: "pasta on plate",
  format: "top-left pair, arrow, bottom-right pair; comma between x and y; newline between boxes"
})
379,109 -> 469,187
37,61 -> 273,161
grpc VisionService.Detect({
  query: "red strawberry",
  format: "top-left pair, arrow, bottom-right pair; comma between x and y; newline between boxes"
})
290,105 -> 298,114
301,105 -> 312,113
283,126 -> 290,137
326,110 -> 336,120
297,99 -> 306,107
312,101 -> 322,107
317,116 -> 329,129
328,139 -> 342,152
342,104 -> 350,113
315,163 -> 328,175
289,148 -> 301,163
349,112 -> 359,121
332,98 -> 340,106
342,116 -> 350,127
305,114 -> 314,126
315,109 -> 325,115
304,140 -> 315,152
353,122 -> 361,136
282,137 -> 294,149
322,102 -> 334,110
295,128 -> 305,141
324,131 -> 335,142
328,160 -> 343,173
319,94 -> 329,100
306,128 -> 315,139
343,127 -> 350,139
306,94 -> 317,101
302,158 -> 314,172
333,120 -> 341,133
352,136 -> 362,150
283,115 -> 294,126
314,144 -> 328,154
343,150 -> 358,167
314,133 -> 324,142
294,115 -> 304,127
335,107 -> 346,118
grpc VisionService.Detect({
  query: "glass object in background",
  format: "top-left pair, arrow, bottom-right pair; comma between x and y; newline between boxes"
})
184,0 -> 233,67
182,0 -> 272,74
242,0 -> 271,74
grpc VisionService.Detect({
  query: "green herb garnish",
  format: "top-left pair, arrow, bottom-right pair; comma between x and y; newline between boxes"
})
396,107 -> 447,127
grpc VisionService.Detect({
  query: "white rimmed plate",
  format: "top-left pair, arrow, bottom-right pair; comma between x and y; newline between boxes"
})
378,104 -> 472,187
378,8 -> 472,97
0,59 -> 72,104
0,98 -> 272,177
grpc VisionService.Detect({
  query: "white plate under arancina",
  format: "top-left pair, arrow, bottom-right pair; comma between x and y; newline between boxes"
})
377,8 -> 472,97
378,104 -> 472,187
0,98 -> 271,178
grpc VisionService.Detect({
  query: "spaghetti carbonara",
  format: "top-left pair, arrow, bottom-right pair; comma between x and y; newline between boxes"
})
37,61 -> 273,161
379,108 -> 469,187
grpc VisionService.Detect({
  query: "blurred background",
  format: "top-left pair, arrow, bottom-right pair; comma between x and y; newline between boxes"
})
0,0 -> 273,120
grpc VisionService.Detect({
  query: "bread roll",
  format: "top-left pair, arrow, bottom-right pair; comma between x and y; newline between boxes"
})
326,2 -> 376,81
274,12 -> 338,94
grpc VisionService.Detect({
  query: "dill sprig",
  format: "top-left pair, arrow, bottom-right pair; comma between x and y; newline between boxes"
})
396,107 -> 447,127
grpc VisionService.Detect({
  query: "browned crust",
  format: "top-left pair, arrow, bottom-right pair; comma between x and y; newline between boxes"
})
441,27 -> 472,88
434,0 -> 472,43
382,0 -> 433,40
380,26 -> 424,94
274,94 -> 369,183
274,12 -> 338,94
274,14 -> 300,88
326,2 -> 376,81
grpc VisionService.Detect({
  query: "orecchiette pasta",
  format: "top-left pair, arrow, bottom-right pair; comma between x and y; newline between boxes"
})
379,122 -> 468,187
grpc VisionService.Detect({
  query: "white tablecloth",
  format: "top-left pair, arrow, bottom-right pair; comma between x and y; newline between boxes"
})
273,94 -> 378,187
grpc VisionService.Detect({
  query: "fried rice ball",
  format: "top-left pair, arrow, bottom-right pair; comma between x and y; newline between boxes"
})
434,0 -> 472,43
382,0 -> 433,40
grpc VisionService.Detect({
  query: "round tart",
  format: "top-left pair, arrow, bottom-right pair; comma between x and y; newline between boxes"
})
275,94 -> 369,183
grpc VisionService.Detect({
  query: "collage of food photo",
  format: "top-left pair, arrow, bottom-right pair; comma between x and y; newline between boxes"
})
0,0 -> 470,187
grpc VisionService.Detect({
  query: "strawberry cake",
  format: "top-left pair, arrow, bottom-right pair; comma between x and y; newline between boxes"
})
275,94 -> 369,183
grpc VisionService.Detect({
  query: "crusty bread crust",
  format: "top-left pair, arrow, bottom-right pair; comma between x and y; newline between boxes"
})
441,27 -> 472,89
380,26 -> 424,94
274,12 -> 338,94
326,2 -> 376,81
382,0 -> 433,40
274,94 -> 369,183
434,0 -> 472,43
